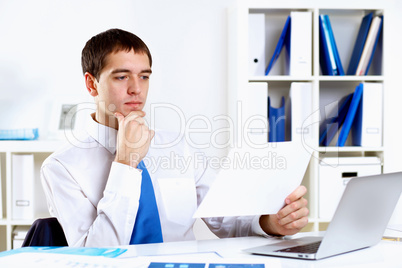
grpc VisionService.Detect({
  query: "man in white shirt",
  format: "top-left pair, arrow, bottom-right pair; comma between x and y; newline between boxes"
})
41,28 -> 309,247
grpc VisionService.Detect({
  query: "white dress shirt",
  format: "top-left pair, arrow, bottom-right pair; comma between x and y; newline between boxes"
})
41,115 -> 267,247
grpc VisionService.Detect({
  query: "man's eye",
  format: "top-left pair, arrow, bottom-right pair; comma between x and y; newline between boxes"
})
140,75 -> 150,80
116,76 -> 127,80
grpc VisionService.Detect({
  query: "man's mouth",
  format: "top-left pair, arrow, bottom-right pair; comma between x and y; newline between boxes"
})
125,102 -> 143,109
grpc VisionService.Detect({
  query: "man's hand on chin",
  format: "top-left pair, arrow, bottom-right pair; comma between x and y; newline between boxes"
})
114,111 -> 154,168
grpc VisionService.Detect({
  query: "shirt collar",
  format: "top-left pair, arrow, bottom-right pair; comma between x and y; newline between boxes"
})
86,113 -> 117,155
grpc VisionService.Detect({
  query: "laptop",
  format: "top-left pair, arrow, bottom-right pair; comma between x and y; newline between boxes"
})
243,172 -> 402,260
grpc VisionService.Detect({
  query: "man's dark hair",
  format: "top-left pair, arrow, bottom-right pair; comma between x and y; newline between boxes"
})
81,28 -> 152,80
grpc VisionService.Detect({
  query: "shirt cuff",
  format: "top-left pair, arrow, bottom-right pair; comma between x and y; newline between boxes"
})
104,161 -> 142,197
252,215 -> 268,237
251,215 -> 283,238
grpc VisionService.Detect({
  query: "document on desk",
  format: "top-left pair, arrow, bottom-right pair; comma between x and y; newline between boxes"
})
138,252 -> 280,267
0,252 -> 142,268
0,247 -> 132,267
194,141 -> 312,218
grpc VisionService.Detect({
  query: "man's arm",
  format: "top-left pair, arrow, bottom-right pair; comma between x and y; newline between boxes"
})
41,158 -> 142,247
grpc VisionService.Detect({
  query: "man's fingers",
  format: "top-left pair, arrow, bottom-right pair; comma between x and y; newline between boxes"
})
285,185 -> 307,204
114,112 -> 125,124
126,110 -> 146,118
278,206 -> 309,226
277,197 -> 308,220
124,111 -> 147,126
115,110 -> 146,123
282,216 -> 309,231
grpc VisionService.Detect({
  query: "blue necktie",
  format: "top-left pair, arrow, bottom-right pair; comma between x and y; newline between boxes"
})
130,161 -> 163,244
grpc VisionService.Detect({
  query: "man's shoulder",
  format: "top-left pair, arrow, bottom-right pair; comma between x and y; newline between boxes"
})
44,134 -> 99,165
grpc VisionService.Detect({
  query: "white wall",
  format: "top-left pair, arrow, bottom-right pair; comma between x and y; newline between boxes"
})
1,0 -> 401,162
0,0 -> 234,157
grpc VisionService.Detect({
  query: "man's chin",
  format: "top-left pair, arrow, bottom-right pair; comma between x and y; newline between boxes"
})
120,109 -> 145,117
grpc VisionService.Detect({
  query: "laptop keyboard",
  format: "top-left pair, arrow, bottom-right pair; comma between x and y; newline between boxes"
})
274,241 -> 322,254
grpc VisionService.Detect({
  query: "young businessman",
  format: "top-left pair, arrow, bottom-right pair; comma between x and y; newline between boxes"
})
41,28 -> 309,247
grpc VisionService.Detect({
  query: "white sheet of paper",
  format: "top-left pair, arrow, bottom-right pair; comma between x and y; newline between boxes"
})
158,177 -> 197,225
193,141 -> 312,218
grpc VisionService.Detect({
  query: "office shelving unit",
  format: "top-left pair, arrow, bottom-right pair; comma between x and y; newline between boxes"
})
228,1 -> 385,232
0,140 -> 63,251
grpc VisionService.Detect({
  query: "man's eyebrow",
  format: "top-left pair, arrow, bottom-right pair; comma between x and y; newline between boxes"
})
111,69 -> 131,74
111,68 -> 152,74
141,69 -> 152,74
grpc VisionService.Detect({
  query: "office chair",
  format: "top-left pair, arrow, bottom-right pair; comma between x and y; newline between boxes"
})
22,217 -> 68,247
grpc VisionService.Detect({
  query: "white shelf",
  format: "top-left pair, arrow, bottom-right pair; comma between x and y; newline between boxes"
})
0,140 -> 65,153
249,75 -> 384,82
318,147 -> 384,153
6,220 -> 36,226
249,76 -> 314,82
229,2 -> 386,233
318,76 -> 384,81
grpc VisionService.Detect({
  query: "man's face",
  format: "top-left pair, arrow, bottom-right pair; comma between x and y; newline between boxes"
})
91,49 -> 151,124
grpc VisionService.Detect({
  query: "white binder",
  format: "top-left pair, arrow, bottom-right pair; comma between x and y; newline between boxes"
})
354,82 -> 383,147
12,154 -> 34,220
248,13 -> 265,76
290,11 -> 312,76
290,82 -> 313,142
243,82 -> 268,145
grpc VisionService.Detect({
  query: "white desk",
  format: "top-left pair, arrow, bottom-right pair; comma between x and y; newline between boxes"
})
121,235 -> 402,267
0,234 -> 401,267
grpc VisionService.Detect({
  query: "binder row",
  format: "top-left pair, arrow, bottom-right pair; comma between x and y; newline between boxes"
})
249,12 -> 383,76
319,82 -> 383,147
320,13 -> 383,76
249,11 -> 312,77
246,82 -> 313,144
247,82 -> 382,147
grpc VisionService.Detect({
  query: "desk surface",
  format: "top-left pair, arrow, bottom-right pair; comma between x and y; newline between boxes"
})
0,234 -> 401,267
121,234 -> 402,267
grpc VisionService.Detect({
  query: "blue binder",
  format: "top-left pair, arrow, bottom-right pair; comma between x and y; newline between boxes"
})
319,93 -> 353,146
319,15 -> 333,75
364,15 -> 383,75
265,16 -> 291,75
268,96 -> 286,142
319,15 -> 344,75
347,13 -> 373,75
351,90 -> 364,146
337,84 -> 363,146
325,15 -> 344,75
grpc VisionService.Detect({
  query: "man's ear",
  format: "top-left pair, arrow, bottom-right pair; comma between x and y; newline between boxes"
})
85,72 -> 98,97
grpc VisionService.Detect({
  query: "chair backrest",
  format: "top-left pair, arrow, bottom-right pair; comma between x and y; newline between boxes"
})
22,217 -> 68,247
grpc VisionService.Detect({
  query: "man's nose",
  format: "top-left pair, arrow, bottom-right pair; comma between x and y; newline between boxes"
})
128,77 -> 141,95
